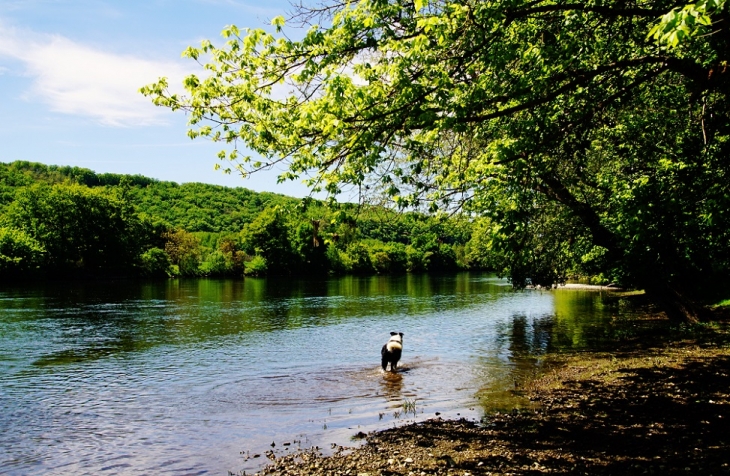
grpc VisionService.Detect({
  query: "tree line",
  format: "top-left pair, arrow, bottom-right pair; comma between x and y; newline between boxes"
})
0,160 -> 499,279
141,0 -> 730,323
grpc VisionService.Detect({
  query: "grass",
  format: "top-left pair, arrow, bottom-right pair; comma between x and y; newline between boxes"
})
402,399 -> 417,415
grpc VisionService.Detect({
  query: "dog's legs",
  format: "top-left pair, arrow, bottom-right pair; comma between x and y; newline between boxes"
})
381,357 -> 388,371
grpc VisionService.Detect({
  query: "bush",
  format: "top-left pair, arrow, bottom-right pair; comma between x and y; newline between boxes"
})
405,245 -> 426,273
425,244 -> 459,273
138,247 -> 172,278
198,250 -> 230,276
367,241 -> 407,274
0,226 -> 45,277
244,255 -> 268,276
240,207 -> 297,274
325,245 -> 348,274
163,229 -> 202,276
341,242 -> 372,274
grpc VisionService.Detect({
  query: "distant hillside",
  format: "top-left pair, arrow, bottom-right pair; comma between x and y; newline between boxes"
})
1,160 -> 485,280
0,161 -> 300,232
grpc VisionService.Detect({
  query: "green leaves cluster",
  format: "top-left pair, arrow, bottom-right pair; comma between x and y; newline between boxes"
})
0,226 -> 45,276
143,1 -> 730,319
1,182 -> 153,276
0,161 -> 482,279
649,0 -> 728,48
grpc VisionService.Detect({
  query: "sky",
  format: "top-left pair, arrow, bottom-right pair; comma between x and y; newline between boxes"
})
0,0 -> 315,197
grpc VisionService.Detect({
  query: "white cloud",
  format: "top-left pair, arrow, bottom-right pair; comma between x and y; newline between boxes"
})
0,24 -> 194,127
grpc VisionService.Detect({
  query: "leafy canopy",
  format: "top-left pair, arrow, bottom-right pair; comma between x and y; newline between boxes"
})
143,1 -> 730,318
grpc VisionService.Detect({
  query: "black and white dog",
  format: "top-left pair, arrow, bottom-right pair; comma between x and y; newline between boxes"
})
381,332 -> 404,371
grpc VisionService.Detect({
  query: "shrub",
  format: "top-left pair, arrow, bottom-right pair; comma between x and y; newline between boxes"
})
244,255 -> 268,276
367,241 -> 407,274
0,226 -> 45,277
199,250 -> 233,276
163,228 -> 202,276
138,247 -> 172,278
341,242 -> 372,274
405,245 -> 426,273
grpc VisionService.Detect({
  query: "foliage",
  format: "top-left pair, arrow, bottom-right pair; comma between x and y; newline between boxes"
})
127,181 -> 297,232
217,235 -> 247,274
364,239 -> 408,274
339,242 -> 373,274
0,161 -> 482,279
163,228 -> 203,276
292,218 -> 329,273
0,226 -> 45,277
240,206 -> 298,275
3,183 -> 148,274
143,0 -> 730,321
0,161 -> 155,212
139,247 -> 173,278
649,0 -> 728,47
0,161 -> 298,233
199,250 -> 230,276
244,255 -> 268,276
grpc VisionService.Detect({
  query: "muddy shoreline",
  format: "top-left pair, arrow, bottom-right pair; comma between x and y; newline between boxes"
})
250,322 -> 730,475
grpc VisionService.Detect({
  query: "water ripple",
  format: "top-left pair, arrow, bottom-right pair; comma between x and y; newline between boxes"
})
0,274 -> 621,475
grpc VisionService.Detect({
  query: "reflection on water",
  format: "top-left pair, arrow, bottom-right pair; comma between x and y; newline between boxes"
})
0,273 -> 631,475
380,371 -> 405,402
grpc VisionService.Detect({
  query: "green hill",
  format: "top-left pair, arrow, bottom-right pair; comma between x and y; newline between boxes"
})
0,160 -> 483,279
0,161 -> 299,233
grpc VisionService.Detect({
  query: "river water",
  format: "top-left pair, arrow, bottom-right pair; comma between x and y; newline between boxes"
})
0,273 -> 628,475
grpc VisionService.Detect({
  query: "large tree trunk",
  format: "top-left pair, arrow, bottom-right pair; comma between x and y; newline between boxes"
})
643,282 -> 705,324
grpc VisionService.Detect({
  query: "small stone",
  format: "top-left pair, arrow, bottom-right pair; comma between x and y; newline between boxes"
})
405,457 -> 414,463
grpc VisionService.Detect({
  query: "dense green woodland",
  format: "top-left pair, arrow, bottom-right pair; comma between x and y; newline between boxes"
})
0,160 -> 485,279
142,0 -> 730,323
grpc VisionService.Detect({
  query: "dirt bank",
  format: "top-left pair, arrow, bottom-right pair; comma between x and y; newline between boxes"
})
252,322 -> 730,475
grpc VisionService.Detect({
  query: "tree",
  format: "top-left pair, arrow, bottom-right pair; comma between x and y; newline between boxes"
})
143,1 -> 730,322
240,206 -> 297,274
3,183 -> 147,273
162,228 -> 203,276
0,226 -> 45,278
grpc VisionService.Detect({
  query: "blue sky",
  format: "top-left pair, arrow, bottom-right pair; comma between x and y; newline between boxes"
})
0,0 -> 315,197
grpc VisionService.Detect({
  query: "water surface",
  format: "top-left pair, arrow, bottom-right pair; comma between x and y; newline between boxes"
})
0,273 -> 627,475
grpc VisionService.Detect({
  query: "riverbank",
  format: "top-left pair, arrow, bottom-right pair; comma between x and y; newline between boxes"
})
253,320 -> 730,475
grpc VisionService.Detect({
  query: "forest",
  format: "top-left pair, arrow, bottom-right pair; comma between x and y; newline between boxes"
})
0,160 -> 496,279
141,0 -> 730,323
4,1 -> 730,323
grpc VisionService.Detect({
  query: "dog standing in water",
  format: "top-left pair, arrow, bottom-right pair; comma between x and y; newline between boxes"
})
381,332 -> 404,371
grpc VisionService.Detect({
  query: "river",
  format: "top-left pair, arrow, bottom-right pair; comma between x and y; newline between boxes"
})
0,273 -> 629,475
